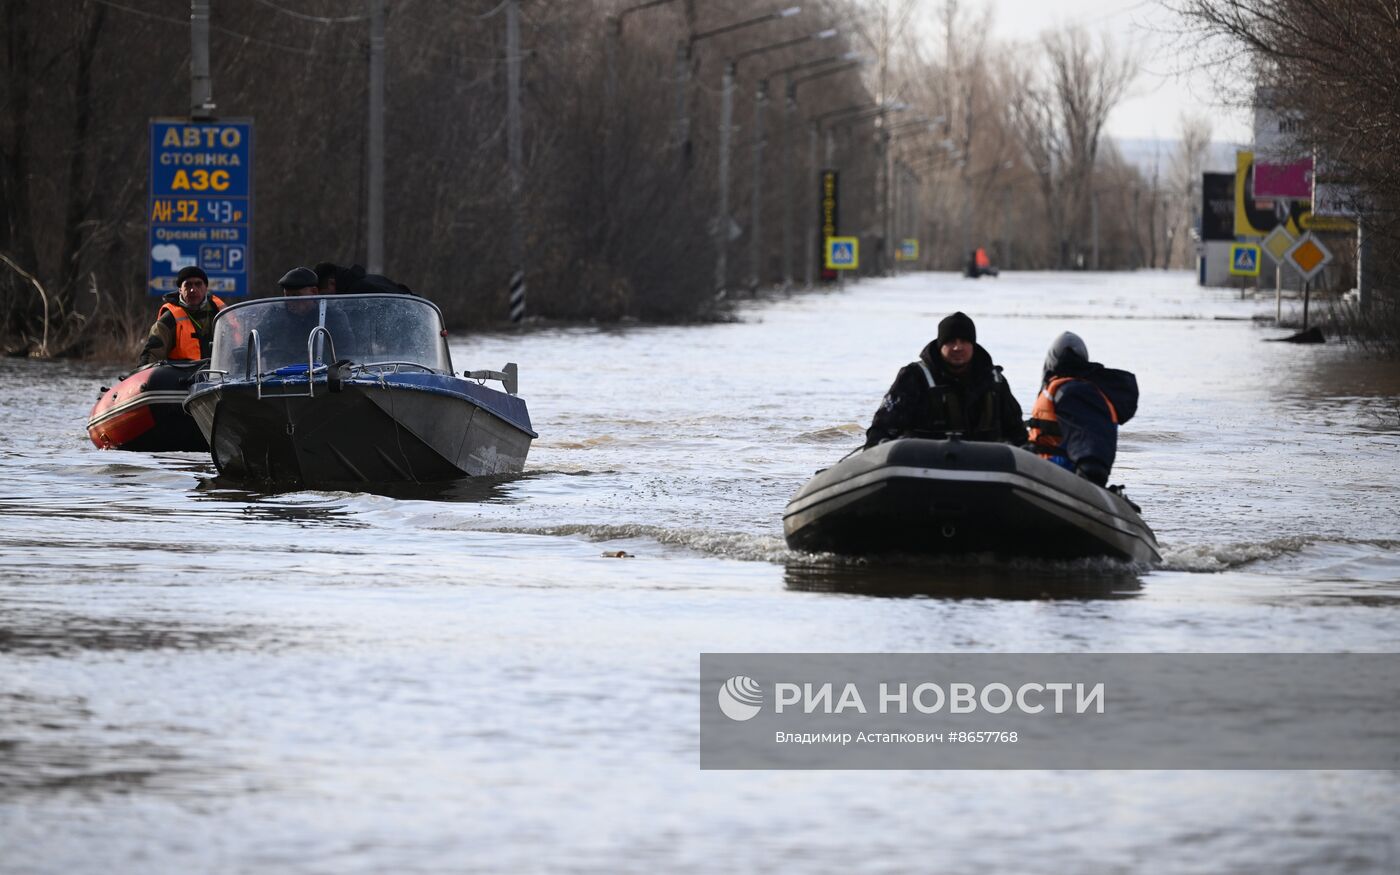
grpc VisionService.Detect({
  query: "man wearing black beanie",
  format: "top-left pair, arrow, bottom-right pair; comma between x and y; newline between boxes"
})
862,311 -> 1028,448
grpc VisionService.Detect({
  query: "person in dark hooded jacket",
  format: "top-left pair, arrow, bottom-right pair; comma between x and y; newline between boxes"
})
1026,331 -> 1139,486
863,311 -> 1028,449
313,261 -> 415,296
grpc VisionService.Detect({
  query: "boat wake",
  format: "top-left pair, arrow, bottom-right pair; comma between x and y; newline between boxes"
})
791,424 -> 864,443
1160,536 -> 1400,573
467,522 -> 793,562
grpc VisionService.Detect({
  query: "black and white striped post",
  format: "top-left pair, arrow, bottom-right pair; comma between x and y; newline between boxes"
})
508,270 -> 526,324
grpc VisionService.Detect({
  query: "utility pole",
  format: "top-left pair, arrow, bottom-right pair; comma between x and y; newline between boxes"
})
605,16 -> 620,112
878,116 -> 891,274
367,0 -> 385,274
1357,216 -> 1370,310
1091,189 -> 1099,271
781,91 -> 795,292
781,57 -> 864,291
748,80 -> 768,293
674,0 -> 697,166
715,61 -> 735,295
190,1 -> 214,119
506,0 -> 526,322
806,122 -> 818,289
1001,186 -> 1011,270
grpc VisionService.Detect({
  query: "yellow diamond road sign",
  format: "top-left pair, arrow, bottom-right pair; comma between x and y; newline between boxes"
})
1284,233 -> 1333,281
1262,226 -> 1295,263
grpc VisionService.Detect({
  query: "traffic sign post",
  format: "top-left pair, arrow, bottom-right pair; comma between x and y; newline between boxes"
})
1261,227 -> 1295,264
1283,233 -> 1333,330
824,236 -> 859,270
1262,226 -> 1296,322
148,118 -> 253,297
1228,243 -> 1261,277
1284,233 -> 1332,281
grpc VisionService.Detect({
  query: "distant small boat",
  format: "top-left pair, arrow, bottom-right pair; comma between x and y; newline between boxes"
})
784,438 -> 1160,563
86,360 -> 208,451
184,293 -> 536,486
965,247 -> 999,279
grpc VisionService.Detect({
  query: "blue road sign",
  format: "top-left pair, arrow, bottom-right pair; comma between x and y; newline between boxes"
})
1228,242 -> 1261,277
148,118 -> 253,297
825,236 -> 859,270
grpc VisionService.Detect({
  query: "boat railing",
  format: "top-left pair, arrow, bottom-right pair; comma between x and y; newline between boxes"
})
295,326 -> 339,399
357,361 -> 440,375
246,329 -> 263,391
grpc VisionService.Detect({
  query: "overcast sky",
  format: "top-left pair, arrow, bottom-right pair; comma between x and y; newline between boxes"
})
938,0 -> 1253,144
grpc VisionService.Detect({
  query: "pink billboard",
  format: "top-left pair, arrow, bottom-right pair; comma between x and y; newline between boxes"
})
1254,157 -> 1313,199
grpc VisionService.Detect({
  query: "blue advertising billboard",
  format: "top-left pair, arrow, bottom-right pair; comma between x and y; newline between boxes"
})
148,118 -> 253,297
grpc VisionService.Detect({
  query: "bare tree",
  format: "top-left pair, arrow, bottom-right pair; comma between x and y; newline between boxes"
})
1167,113 -> 1212,269
1040,26 -> 1137,268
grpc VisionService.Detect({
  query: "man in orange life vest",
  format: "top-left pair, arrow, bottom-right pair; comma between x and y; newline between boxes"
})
863,311 -> 1028,449
138,266 -> 225,364
1026,331 -> 1139,487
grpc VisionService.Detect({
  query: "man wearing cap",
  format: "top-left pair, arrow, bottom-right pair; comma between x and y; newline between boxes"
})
138,266 -> 226,364
269,266 -> 355,360
862,311 -> 1027,449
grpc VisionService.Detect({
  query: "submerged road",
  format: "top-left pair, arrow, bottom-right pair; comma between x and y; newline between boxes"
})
1,271 -> 1398,872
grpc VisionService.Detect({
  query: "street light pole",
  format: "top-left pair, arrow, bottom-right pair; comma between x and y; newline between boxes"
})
717,28 -> 837,294
780,56 -> 864,291
367,0 -> 385,274
715,60 -> 735,294
748,78 -> 767,292
704,9 -> 809,294
880,117 -> 933,275
607,0 -> 679,111
683,4 -> 800,170
806,102 -> 905,286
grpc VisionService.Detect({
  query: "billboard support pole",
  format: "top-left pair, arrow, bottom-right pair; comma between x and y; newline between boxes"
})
1357,217 -> 1369,311
191,0 -> 214,119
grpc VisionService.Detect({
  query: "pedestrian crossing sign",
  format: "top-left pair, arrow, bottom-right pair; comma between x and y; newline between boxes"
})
1229,243 -> 1261,277
825,236 -> 859,270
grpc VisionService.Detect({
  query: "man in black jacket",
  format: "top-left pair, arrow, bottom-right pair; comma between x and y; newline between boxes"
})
863,311 -> 1028,449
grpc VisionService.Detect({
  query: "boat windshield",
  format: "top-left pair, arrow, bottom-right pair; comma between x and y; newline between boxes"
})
209,294 -> 452,376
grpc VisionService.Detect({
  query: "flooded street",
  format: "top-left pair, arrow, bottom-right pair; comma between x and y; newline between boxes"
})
2,270 -> 1399,872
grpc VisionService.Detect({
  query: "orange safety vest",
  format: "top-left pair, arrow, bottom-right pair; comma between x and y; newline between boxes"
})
158,296 -> 225,361
1026,376 -> 1118,457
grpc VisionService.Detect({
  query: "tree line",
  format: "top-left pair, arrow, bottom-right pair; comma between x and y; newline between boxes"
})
3,0 -> 1195,360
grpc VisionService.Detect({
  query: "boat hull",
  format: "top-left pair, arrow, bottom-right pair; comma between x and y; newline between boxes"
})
185,374 -> 534,486
86,362 -> 208,451
783,438 -> 1160,563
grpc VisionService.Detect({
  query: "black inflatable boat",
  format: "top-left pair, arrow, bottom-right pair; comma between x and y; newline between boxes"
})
783,438 -> 1160,563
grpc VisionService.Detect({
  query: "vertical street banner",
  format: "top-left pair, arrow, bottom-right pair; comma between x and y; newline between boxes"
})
148,118 -> 254,297
820,169 -> 839,282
